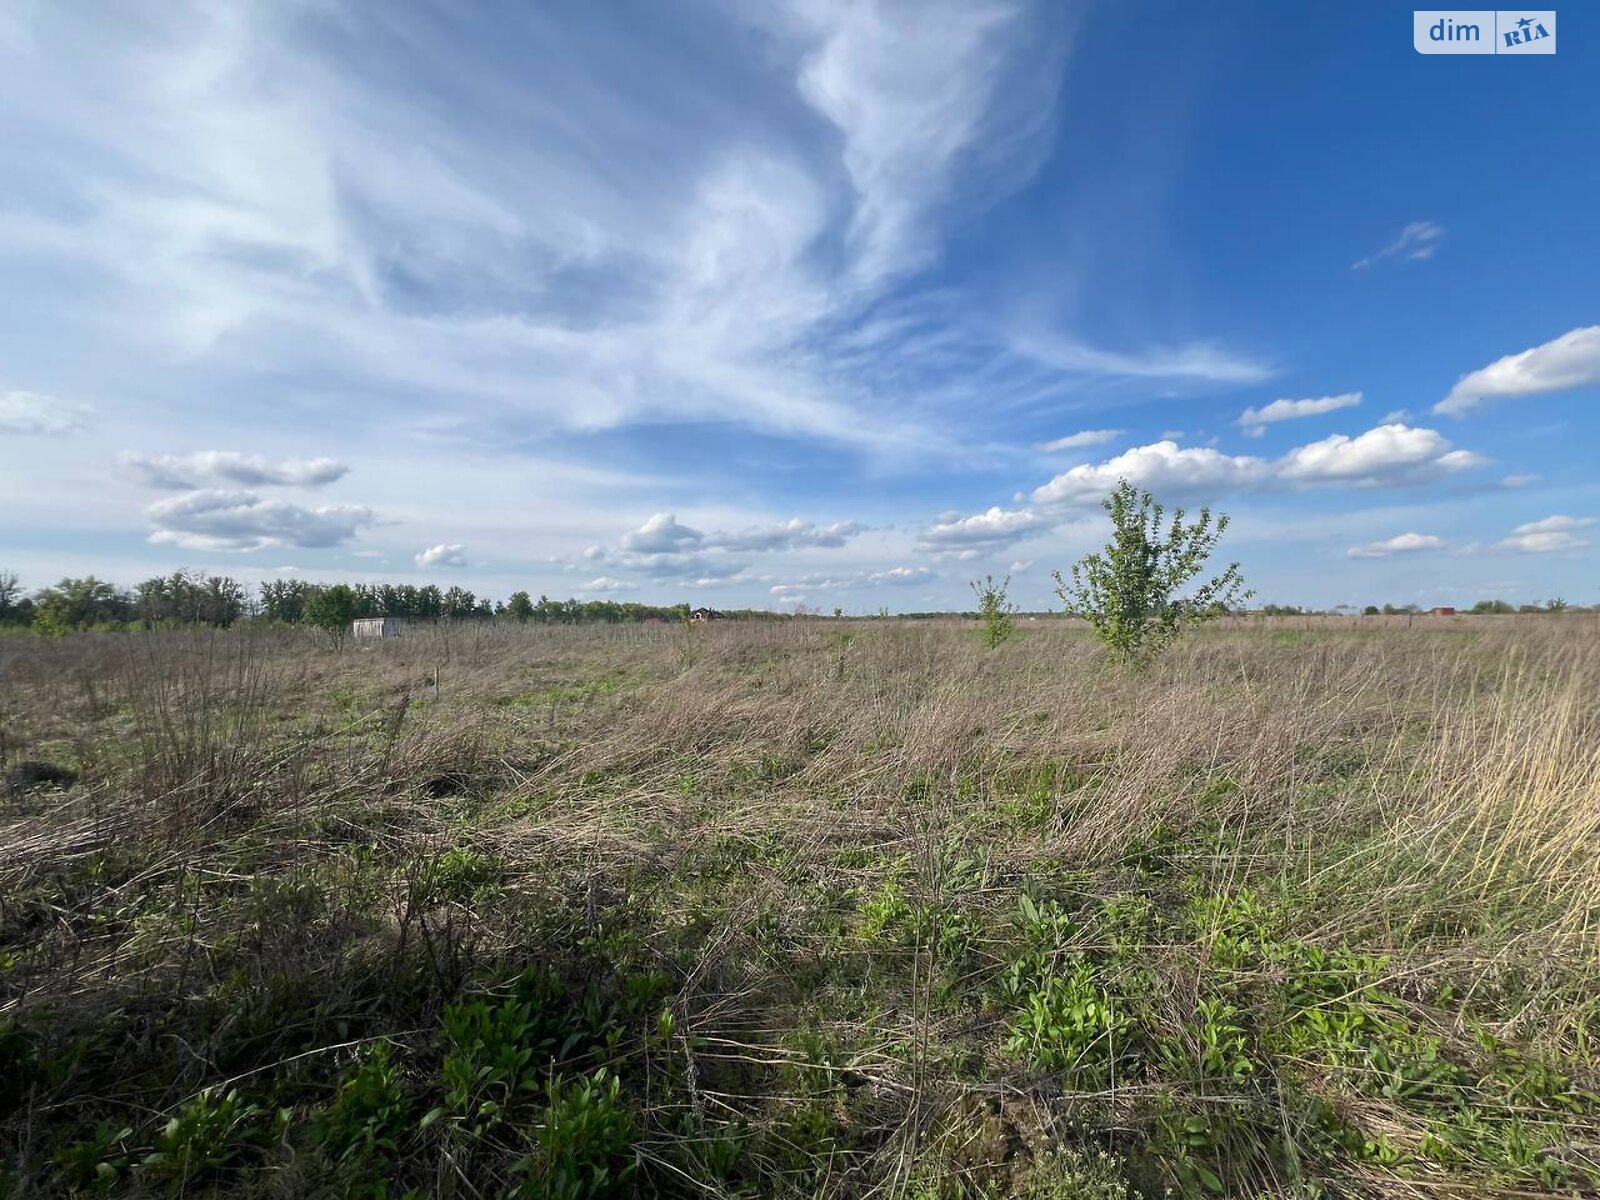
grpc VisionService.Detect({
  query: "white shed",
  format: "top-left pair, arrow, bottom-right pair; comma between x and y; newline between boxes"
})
352,617 -> 403,639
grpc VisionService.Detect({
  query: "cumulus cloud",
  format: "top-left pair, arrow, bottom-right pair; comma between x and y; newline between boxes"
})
0,390 -> 89,435
619,513 -> 703,554
706,517 -> 867,552
123,450 -> 349,489
1353,220 -> 1444,270
579,576 -> 632,593
1238,392 -> 1361,436
928,423 -> 1490,553
917,506 -> 1046,552
1436,326 -> 1600,415
1037,429 -> 1123,452
1498,515 -> 1595,554
1502,473 -> 1540,488
414,543 -> 468,569
1347,532 -> 1445,559
1276,424 -> 1485,487
1031,441 -> 1268,508
144,489 -> 375,551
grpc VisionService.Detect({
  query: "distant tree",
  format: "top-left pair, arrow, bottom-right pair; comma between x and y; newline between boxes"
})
442,586 -> 476,620
504,591 -> 534,621
260,579 -> 311,624
0,570 -> 21,625
1056,480 -> 1251,663
1258,603 -> 1303,617
1363,605 -> 1380,616
970,574 -> 1016,649
1470,599 -> 1515,615
304,584 -> 359,641
32,577 -> 132,635
1546,597 -> 1569,613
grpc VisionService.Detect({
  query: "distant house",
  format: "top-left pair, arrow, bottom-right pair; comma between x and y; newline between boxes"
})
1428,606 -> 1457,617
353,616 -> 404,638
689,607 -> 722,623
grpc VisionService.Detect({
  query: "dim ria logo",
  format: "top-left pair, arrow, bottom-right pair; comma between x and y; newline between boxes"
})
1414,10 -> 1555,54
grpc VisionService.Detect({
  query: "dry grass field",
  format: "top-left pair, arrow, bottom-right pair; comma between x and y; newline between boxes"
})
3,618 -> 1599,1198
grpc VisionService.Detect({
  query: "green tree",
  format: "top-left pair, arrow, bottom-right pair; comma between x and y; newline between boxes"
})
1363,605 -> 1380,616
32,576 -> 132,635
1055,480 -> 1250,663
1546,597 -> 1569,613
0,569 -> 21,625
970,573 -> 1016,649
304,584 -> 360,641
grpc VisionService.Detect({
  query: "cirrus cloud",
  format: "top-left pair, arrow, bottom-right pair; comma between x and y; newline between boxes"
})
1352,220 -> 1444,270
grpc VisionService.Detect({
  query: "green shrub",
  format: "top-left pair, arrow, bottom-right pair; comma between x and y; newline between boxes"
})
141,1088 -> 285,1183
514,1068 -> 636,1200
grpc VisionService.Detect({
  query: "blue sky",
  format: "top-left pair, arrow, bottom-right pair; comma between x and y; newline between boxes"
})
2,1 -> 1596,612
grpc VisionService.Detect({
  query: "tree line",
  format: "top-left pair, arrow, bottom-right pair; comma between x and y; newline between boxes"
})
0,570 -> 780,636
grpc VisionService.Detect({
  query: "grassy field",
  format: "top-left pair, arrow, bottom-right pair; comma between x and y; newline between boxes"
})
3,618 -> 1599,1198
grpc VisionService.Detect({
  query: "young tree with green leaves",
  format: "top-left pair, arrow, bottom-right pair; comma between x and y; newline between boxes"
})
1055,480 -> 1250,663
304,584 -> 360,642
970,573 -> 1016,649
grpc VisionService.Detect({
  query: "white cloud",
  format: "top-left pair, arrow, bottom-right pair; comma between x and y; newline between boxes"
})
1436,326 -> 1600,415
1277,424 -> 1485,487
1502,473 -> 1539,488
1498,515 -> 1595,554
123,450 -> 348,489
0,390 -> 89,435
789,0 -> 1063,287
1037,429 -> 1122,452
619,513 -> 703,554
770,564 -> 935,597
1031,441 -> 1268,508
917,505 -> 1046,551
414,543 -> 468,569
1347,532 -> 1445,559
929,423 -> 1490,555
579,576 -> 632,593
1239,392 -> 1361,436
705,517 -> 866,552
144,489 -> 376,551
1353,220 -> 1444,270
1009,331 -> 1271,384
578,509 -> 867,584
1514,515 -> 1594,534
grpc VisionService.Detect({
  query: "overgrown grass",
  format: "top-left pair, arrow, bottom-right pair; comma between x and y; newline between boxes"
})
2,617 -> 1598,1197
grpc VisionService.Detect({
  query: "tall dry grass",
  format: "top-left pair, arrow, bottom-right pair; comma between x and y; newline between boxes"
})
1,616 -> 1597,1196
